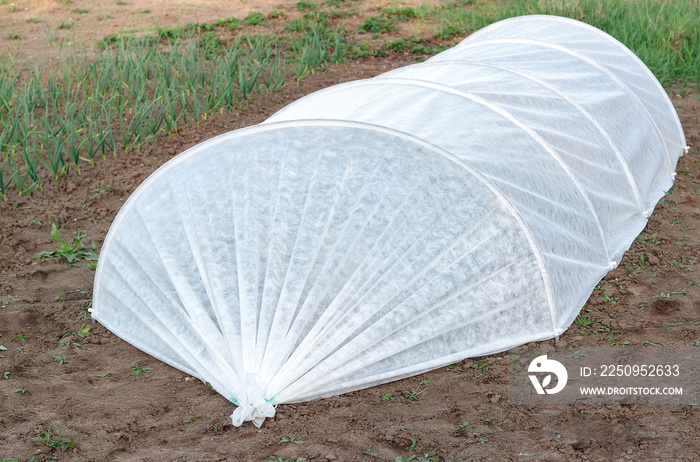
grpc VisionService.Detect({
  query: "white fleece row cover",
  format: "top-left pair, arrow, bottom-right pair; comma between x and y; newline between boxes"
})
91,15 -> 686,427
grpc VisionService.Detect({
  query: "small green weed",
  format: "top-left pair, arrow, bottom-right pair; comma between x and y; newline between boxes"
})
358,15 -> 395,34
34,224 -> 99,264
671,259 -> 694,271
350,40 -> 386,59
470,362 -> 488,372
296,0 -> 316,10
574,313 -> 594,329
280,436 -> 305,444
14,385 -> 29,394
214,17 -> 240,30
131,365 -> 153,375
244,11 -> 266,25
31,426 -> 76,451
93,180 -> 111,196
638,254 -> 650,266
639,232 -> 662,245
77,324 -> 90,338
658,289 -> 686,298
574,312 -> 610,334
382,6 -> 416,21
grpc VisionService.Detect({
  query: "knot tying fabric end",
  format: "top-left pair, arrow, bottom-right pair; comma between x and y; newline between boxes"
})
231,397 -> 276,428
230,373 -> 275,427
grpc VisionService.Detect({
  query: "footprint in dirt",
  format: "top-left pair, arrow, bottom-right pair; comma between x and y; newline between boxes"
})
651,298 -> 681,315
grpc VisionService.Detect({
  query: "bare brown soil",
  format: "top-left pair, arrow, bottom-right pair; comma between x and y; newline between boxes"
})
1,1 -> 700,461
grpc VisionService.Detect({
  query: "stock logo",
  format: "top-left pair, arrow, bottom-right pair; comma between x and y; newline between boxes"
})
528,355 -> 568,394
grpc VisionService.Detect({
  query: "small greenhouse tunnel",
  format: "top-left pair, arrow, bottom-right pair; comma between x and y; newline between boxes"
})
91,15 -> 687,427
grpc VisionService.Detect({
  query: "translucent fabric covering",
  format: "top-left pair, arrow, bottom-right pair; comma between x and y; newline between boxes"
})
91,16 -> 686,427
